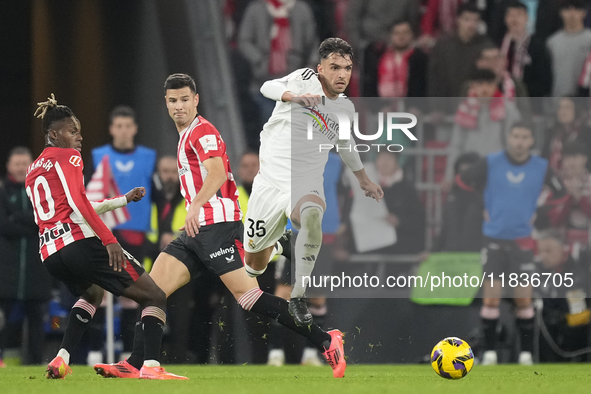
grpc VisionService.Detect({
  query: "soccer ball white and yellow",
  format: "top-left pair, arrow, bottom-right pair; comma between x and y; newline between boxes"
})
430,337 -> 474,379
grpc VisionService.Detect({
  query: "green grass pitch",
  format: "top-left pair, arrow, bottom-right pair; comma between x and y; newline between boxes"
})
1,364 -> 591,394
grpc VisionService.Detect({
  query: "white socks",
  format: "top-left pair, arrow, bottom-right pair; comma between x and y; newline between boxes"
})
57,348 -> 70,365
143,359 -> 160,367
291,202 -> 324,298
245,264 -> 267,278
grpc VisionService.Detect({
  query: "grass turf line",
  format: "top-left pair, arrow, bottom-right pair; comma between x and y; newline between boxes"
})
1,364 -> 591,394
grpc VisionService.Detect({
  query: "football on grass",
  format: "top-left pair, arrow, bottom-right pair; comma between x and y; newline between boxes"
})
430,337 -> 474,379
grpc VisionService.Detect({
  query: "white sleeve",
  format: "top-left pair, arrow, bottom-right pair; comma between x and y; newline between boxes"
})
90,196 -> 128,215
336,139 -> 364,172
260,68 -> 316,101
260,78 -> 290,102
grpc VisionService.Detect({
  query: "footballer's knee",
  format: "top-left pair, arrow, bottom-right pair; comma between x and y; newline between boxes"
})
300,202 -> 324,238
245,249 -> 272,271
142,282 -> 167,310
124,273 -> 167,310
82,285 -> 104,307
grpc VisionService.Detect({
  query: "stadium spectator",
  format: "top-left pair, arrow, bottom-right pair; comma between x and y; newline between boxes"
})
541,97 -> 591,174
446,68 -> 521,182
0,147 -> 51,365
539,142 -> 591,248
345,0 -> 420,52
498,1 -> 552,99
427,3 -> 493,101
470,45 -> 532,118
91,106 -> 156,360
238,0 -> 318,128
419,0 -> 469,48
373,151 -> 425,254
147,156 -> 185,258
368,21 -> 428,99
547,0 -> 591,97
536,229 -> 590,362
434,152 -> 483,252
457,122 -> 548,366
488,0 -> 563,45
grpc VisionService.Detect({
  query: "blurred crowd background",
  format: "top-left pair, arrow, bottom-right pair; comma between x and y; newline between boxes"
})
4,0 -> 591,367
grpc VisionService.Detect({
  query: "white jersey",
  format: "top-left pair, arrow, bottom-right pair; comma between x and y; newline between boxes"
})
259,68 -> 356,193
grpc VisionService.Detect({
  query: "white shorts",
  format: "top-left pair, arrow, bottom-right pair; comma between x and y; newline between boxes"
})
244,174 -> 325,253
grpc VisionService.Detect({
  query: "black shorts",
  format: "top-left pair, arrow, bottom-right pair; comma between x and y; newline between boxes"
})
162,221 -> 244,279
481,236 -> 536,276
43,237 -> 145,297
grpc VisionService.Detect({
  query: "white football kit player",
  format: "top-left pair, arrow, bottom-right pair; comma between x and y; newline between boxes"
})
245,68 -> 363,253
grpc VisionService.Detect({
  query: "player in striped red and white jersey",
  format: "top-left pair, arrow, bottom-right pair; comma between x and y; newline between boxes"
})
28,95 -> 185,380
176,114 -> 241,225
27,147 -> 117,261
95,74 -> 346,380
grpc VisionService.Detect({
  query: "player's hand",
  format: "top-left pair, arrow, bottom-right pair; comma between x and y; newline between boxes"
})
126,187 -> 146,203
360,181 -> 384,202
106,242 -> 127,272
181,203 -> 202,237
290,93 -> 322,107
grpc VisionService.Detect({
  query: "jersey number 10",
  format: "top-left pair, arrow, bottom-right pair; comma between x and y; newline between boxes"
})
26,175 -> 56,222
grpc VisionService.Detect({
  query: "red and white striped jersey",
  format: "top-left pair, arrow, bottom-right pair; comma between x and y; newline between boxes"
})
177,115 -> 241,225
25,147 -> 118,261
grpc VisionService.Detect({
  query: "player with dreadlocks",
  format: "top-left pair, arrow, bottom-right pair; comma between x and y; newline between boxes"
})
26,95 -> 186,380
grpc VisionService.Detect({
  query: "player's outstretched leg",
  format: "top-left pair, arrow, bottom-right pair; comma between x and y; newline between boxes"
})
223,269 -> 346,377
290,201 -> 324,327
94,313 -> 142,379
96,272 -> 187,380
302,301 -> 328,366
96,254 -> 191,379
47,284 -> 103,379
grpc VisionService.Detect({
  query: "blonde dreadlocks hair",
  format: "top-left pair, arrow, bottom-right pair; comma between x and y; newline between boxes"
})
34,94 -> 77,143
